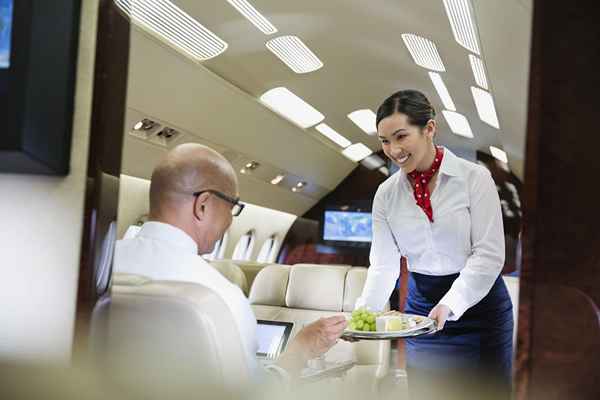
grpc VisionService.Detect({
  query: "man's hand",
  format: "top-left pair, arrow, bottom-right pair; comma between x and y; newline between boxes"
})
276,315 -> 347,376
428,303 -> 451,331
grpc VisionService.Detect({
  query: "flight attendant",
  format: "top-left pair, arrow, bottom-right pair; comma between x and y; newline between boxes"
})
355,90 -> 513,397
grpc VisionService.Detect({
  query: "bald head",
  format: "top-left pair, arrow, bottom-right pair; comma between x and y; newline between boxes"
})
149,143 -> 237,217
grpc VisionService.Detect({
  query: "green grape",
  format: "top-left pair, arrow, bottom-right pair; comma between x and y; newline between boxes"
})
349,322 -> 357,330
370,323 -> 376,331
366,314 -> 375,324
355,320 -> 364,330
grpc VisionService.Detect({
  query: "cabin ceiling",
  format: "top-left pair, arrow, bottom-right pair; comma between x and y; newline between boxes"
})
121,0 -> 532,215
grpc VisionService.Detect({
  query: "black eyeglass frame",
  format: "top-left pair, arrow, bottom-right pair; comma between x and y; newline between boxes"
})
193,189 -> 245,217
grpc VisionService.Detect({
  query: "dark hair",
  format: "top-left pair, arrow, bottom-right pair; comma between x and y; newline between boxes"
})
375,89 -> 436,130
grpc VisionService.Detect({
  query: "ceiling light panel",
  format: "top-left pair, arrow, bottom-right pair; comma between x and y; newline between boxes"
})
361,154 -> 386,170
471,87 -> 500,128
469,55 -> 488,89
226,0 -> 277,34
259,87 -> 324,128
348,109 -> 377,135
342,143 -> 373,162
115,0 -> 228,61
489,146 -> 508,163
428,72 -> 456,111
401,34 -> 446,71
266,36 -> 323,74
443,0 -> 481,54
442,110 -> 474,138
315,123 -> 351,148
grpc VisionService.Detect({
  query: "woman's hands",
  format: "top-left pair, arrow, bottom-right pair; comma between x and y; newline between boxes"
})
428,303 -> 451,330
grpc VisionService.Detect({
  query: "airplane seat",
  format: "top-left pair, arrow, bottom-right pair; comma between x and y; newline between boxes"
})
90,273 -> 253,396
248,264 -> 390,387
208,259 -> 249,295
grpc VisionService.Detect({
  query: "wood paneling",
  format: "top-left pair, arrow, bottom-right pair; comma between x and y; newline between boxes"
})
72,0 -> 129,356
516,1 -> 600,398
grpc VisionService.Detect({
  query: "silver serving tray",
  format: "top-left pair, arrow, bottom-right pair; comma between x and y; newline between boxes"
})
341,323 -> 438,340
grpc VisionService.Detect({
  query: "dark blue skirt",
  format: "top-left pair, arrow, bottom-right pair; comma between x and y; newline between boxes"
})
404,272 -> 514,389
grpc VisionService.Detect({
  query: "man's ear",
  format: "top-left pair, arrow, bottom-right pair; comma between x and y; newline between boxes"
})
193,192 -> 211,221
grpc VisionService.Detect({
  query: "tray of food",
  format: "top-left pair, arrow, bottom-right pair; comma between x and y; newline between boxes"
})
341,309 -> 437,340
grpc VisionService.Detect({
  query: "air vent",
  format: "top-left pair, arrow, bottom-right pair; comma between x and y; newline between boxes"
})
148,127 -> 181,147
401,34 -> 446,71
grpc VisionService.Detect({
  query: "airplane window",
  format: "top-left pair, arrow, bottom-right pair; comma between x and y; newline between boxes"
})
232,230 -> 255,261
256,234 -> 278,263
204,232 -> 229,261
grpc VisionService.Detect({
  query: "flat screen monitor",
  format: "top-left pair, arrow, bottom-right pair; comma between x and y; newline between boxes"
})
255,320 -> 293,360
323,210 -> 373,244
0,0 -> 12,69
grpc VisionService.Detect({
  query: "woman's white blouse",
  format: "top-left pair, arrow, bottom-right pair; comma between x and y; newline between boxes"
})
355,148 -> 505,320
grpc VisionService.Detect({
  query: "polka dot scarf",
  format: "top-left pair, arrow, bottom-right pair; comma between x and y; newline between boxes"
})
408,146 -> 444,222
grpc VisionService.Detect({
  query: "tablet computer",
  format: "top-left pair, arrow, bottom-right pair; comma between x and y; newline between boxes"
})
256,320 -> 293,360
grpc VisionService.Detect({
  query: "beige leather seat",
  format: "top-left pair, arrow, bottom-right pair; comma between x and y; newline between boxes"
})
249,264 -> 390,385
209,259 -> 249,295
90,273 -> 253,397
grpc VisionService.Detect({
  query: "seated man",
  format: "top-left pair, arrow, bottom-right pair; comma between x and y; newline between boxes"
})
114,143 -> 346,381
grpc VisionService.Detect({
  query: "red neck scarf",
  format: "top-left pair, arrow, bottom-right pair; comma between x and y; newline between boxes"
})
408,146 -> 444,222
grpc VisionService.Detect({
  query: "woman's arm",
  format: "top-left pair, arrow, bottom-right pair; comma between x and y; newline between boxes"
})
355,187 -> 402,311
438,167 -> 505,321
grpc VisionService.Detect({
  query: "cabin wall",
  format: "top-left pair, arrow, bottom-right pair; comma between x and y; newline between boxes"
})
0,1 -> 98,363
116,174 -> 297,261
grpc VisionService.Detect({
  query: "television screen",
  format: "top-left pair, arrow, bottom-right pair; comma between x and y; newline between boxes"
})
0,0 -> 13,69
323,210 -> 373,243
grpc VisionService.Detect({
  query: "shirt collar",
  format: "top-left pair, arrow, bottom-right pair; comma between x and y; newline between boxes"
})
438,147 -> 461,177
397,146 -> 462,181
136,221 -> 198,254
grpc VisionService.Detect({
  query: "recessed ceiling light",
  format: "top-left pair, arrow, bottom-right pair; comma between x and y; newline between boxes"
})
361,154 -> 386,170
259,87 -> 324,128
489,146 -> 508,163
226,0 -> 277,34
347,109 -> 377,135
428,72 -> 456,111
266,35 -> 323,74
114,0 -> 228,61
401,34 -> 446,71
342,143 -> 373,162
315,123 -> 351,148
471,86 -> 500,128
296,181 -> 306,188
443,0 -> 481,54
469,55 -> 488,89
244,161 -> 260,170
270,174 -> 285,185
133,118 -> 158,131
442,110 -> 474,138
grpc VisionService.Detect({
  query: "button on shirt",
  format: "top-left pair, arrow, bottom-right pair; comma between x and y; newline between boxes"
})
355,148 -> 505,320
114,222 -> 259,371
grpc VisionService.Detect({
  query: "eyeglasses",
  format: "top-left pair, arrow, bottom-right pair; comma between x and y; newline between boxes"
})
193,189 -> 245,217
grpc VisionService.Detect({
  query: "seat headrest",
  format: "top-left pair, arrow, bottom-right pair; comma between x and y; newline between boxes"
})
208,260 -> 249,295
343,267 -> 368,312
286,264 -> 350,311
91,280 -> 252,392
248,264 -> 290,306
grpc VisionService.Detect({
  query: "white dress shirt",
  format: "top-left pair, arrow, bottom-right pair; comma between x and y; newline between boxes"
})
114,222 -> 259,371
355,148 -> 505,320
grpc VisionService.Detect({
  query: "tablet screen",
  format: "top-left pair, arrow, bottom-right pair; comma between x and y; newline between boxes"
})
256,320 -> 293,359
